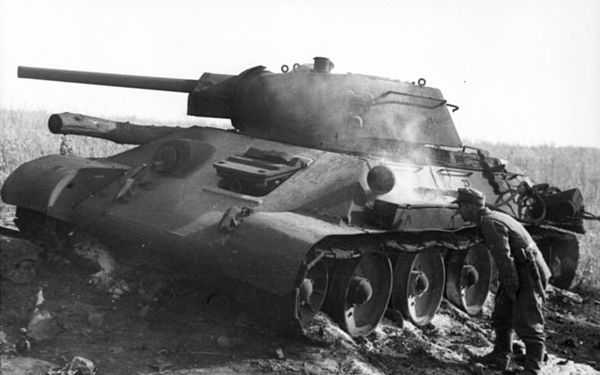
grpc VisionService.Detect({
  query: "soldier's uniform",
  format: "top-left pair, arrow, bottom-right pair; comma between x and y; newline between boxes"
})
480,207 -> 551,373
454,188 -> 552,374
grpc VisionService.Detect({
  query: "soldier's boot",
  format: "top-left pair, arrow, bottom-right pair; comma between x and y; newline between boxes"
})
514,350 -> 548,366
520,342 -> 545,374
474,330 -> 512,370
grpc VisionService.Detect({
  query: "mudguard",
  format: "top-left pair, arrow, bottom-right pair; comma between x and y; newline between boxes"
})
221,211 -> 363,296
1,155 -> 129,220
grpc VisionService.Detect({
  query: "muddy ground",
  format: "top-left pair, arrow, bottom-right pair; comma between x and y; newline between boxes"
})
1,204 -> 599,375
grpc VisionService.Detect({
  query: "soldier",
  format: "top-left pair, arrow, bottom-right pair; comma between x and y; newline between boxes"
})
453,187 -> 552,375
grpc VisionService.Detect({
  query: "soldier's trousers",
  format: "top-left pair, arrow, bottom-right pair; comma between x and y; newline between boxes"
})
492,265 -> 545,372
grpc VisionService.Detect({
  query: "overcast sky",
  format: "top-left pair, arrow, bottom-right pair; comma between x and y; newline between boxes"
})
1,0 -> 599,148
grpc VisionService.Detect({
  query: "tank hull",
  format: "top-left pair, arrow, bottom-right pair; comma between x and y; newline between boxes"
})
4,58 -> 591,336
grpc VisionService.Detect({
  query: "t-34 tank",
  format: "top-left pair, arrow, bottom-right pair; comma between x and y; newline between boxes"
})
3,57 -> 597,336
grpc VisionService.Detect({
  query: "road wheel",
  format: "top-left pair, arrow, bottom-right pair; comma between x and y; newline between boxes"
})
324,253 -> 392,337
392,249 -> 445,326
445,244 -> 492,315
295,252 -> 329,327
539,236 -> 579,289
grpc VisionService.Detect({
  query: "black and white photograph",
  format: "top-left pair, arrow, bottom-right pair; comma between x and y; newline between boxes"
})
1,1 -> 599,374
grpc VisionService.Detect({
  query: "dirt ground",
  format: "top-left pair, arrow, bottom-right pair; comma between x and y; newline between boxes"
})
1,204 -> 599,375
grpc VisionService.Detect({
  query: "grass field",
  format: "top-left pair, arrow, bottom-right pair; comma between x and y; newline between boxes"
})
1,108 -> 598,288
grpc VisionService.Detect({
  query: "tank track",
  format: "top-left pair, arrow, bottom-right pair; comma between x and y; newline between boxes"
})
7,208 -> 580,338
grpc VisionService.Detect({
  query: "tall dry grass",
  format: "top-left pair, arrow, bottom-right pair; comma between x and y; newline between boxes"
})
1,109 -> 598,288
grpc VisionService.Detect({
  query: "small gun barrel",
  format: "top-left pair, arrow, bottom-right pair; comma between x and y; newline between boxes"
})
49,112 -> 185,145
18,66 -> 198,93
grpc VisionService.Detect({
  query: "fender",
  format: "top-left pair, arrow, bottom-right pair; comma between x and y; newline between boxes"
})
1,155 -> 129,221
221,211 -> 363,296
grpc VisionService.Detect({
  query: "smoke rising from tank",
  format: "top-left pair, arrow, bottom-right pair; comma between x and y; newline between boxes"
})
375,161 -> 457,207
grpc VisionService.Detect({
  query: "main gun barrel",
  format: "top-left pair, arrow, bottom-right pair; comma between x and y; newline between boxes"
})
18,66 -> 198,93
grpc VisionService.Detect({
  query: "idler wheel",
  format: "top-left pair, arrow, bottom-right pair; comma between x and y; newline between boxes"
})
323,253 -> 392,337
392,249 -> 445,326
295,253 -> 329,327
445,244 -> 492,315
